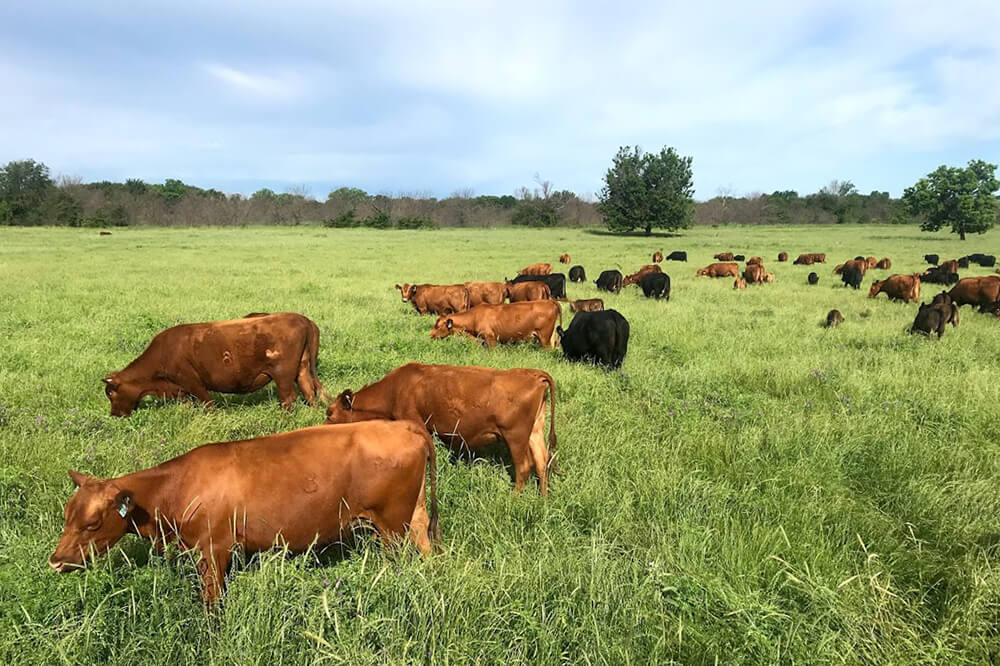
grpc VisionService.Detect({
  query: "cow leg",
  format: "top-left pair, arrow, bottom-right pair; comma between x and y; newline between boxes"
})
273,374 -> 298,411
186,384 -> 216,409
505,435 -> 535,494
526,403 -> 549,497
196,543 -> 231,604
407,478 -> 432,555
295,357 -> 317,406
483,333 -> 499,348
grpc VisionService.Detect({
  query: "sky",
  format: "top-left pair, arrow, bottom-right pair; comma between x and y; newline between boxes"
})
2,1 -> 1000,200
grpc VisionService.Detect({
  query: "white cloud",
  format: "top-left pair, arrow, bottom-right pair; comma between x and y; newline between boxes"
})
202,63 -> 305,101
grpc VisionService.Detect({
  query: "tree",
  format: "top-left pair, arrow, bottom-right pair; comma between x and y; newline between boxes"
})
0,159 -> 54,224
598,146 -> 694,235
903,160 -> 999,240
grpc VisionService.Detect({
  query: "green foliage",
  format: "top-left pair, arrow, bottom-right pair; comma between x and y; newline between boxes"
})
395,216 -> 438,229
41,189 -> 83,226
81,205 -> 131,228
0,159 -> 54,224
599,145 -> 694,234
362,210 -> 392,229
903,160 -> 1000,240
157,178 -> 190,204
473,194 -> 518,209
124,178 -> 147,196
251,188 -> 277,201
511,197 -> 561,227
322,210 -> 360,228
327,187 -> 369,208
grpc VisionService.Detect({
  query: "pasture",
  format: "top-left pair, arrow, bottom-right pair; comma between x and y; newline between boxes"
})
2,224 -> 1000,664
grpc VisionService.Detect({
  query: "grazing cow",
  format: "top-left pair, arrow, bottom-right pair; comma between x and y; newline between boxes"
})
506,273 -> 567,299
652,251 -> 664,263
869,274 -> 921,303
396,284 -> 470,315
569,265 -> 587,282
876,258 -> 892,270
733,254 -> 746,262
430,301 -> 561,348
506,280 -> 552,302
967,253 -> 997,267
557,310 -> 629,369
746,256 -> 763,266
559,254 -> 571,264
924,254 -> 940,266
623,264 -> 662,286
464,282 -> 507,307
102,313 -> 328,417
640,272 -> 670,299
99,231 -> 112,236
808,272 -> 819,285
595,270 -> 624,293
326,363 -> 556,496
777,252 -> 789,262
866,256 -> 878,269
948,276 -> 1000,308
665,251 -> 687,262
938,259 -> 960,274
743,264 -> 766,284
696,262 -> 739,278
714,252 -> 735,261
764,272 -> 775,283
826,310 -> 844,327
958,256 -> 970,269
834,258 -> 868,276
911,300 -> 959,338
921,265 -> 960,285
517,263 -> 553,276
49,421 -> 439,602
733,278 -> 747,290
842,265 -> 864,289
569,298 -> 604,312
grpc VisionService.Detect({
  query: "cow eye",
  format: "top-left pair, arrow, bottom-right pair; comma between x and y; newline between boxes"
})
84,519 -> 102,531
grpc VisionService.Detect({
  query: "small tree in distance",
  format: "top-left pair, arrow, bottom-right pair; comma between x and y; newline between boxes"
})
598,145 -> 694,235
903,160 -> 999,240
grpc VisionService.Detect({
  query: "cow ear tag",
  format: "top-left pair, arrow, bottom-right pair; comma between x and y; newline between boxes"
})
118,496 -> 130,518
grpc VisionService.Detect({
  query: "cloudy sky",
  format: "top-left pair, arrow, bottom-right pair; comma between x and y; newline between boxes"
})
2,1 -> 999,199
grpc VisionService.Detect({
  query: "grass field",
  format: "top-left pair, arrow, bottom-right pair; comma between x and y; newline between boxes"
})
2,224 -> 1000,664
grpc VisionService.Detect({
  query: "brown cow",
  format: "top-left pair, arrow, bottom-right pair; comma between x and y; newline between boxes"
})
464,282 -> 507,307
793,253 -> 826,265
743,264 -> 766,284
569,298 -> 604,312
765,272 -> 775,283
506,281 -> 552,302
99,231 -> 112,236
866,256 -> 878,269
948,275 -> 1000,308
652,251 -> 664,263
49,421 -> 439,602
869,274 -> 920,303
826,310 -> 844,327
696,262 -> 739,278
102,313 -> 327,417
733,278 -> 747,290
777,251 -> 788,262
430,301 -> 561,348
326,363 -> 556,495
558,254 -> 571,264
876,258 -> 892,270
395,283 -> 470,315
938,259 -> 960,274
833,259 -> 868,275
517,263 -> 553,276
623,264 -> 662,286
746,256 -> 763,266
714,252 -> 735,261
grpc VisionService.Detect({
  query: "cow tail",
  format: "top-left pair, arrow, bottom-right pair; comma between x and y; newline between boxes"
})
541,372 -> 560,475
425,433 -> 441,545
309,319 -> 330,404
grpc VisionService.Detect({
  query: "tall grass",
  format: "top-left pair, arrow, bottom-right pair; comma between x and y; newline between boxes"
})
1,225 -> 999,664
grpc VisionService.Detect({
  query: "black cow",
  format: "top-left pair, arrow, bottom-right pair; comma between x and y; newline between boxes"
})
826,310 -> 844,327
557,310 -> 629,369
924,254 -> 939,265
842,265 -> 863,289
958,256 -> 970,269
594,270 -> 624,293
911,299 -> 959,338
733,254 -> 745,262
967,253 -> 996,267
922,266 -> 959,285
665,251 -> 687,262
807,272 -> 819,285
506,273 -> 567,299
569,265 -> 586,282
640,272 -> 670,300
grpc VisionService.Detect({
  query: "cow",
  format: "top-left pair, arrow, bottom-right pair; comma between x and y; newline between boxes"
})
395,284 -> 470,315
568,265 -> 587,282
595,270 -> 624,293
652,251 -> 664,263
517,263 -> 553,276
794,253 -> 826,265
464,282 -> 507,307
865,256 -> 877,269
958,256 -> 970,269
764,272 -> 775,283
967,253 -> 997,267
834,259 -> 867,276
733,278 -> 747,290
746,256 -> 763,266
49,421 -> 439,602
665,251 -> 687,262
569,298 -> 604,312
640,272 -> 670,299
102,313 -> 328,417
99,231 -> 112,236
777,252 -> 788,262
921,266 -> 959,285
326,363 -> 556,496
696,262 -> 739,278
924,254 -> 940,266
910,300 -> 959,337
842,265 -> 864,289
937,259 -> 960,274
623,264 -> 662,286
430,301 -> 561,348
733,254 -> 746,262
559,254 -> 571,264
876,258 -> 892,270
557,310 -> 629,369
826,310 -> 844,327
808,272 -> 819,285
506,273 -> 567,299
948,276 -> 1000,308
714,252 -> 735,261
869,274 -> 920,303
506,280 -> 552,302
743,264 -> 766,284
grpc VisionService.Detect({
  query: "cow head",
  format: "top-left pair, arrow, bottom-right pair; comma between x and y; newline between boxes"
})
868,281 -> 882,298
395,284 -> 417,302
429,316 -> 455,339
555,325 -> 565,340
696,268 -> 707,277
325,389 -> 384,424
103,373 -> 141,417
49,470 -> 134,573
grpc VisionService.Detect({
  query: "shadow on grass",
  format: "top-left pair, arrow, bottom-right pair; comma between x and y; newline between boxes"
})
583,229 -> 684,239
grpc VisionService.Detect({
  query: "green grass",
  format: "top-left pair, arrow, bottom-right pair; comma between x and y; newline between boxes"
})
2,224 -> 1000,664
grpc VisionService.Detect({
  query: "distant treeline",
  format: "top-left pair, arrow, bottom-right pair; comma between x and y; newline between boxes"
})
0,159 -> 942,228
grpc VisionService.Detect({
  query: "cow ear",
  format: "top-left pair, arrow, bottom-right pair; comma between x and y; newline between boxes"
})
113,489 -> 133,519
339,390 -> 353,410
394,284 -> 401,292
69,469 -> 93,487
445,318 -> 453,330
556,326 -> 564,338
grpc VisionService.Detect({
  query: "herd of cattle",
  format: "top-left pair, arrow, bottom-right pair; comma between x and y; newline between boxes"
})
48,245 -> 1000,602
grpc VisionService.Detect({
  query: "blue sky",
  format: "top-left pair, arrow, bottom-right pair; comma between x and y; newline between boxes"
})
2,1 -> 999,200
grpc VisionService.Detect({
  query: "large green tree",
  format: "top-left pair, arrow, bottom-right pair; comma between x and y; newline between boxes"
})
0,159 -> 54,224
598,146 -> 694,235
903,160 -> 999,240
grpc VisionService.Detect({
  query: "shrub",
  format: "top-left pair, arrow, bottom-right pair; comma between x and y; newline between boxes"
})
323,210 -> 360,228
396,216 -> 438,230
362,211 -> 392,229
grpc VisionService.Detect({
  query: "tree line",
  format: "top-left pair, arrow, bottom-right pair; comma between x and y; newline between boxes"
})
1,154 -> 996,238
